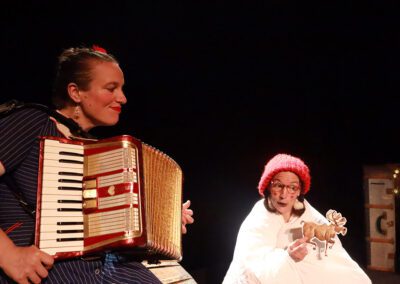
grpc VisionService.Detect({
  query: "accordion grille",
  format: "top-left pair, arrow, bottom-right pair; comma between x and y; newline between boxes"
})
142,144 -> 183,260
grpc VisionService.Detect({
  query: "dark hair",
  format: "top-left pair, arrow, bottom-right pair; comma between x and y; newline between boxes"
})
52,46 -> 119,109
263,185 -> 306,217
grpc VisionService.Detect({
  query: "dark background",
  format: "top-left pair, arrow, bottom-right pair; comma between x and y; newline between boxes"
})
2,1 -> 400,283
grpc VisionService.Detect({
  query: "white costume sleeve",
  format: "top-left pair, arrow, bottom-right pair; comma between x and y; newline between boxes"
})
223,200 -> 302,284
223,200 -> 372,284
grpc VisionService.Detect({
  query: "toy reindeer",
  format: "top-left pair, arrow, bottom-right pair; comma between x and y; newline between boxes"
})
301,209 -> 347,256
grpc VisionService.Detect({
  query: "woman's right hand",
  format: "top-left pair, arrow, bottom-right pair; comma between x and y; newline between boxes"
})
287,236 -> 308,262
0,244 -> 54,284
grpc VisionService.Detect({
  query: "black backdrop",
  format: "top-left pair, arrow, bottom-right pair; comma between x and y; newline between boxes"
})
2,1 -> 400,283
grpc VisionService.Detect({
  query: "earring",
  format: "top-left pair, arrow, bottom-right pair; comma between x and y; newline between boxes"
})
73,105 -> 80,120
293,198 -> 304,210
267,197 -> 274,209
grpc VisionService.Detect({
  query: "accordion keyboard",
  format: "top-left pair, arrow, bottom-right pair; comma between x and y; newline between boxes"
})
38,139 -> 85,255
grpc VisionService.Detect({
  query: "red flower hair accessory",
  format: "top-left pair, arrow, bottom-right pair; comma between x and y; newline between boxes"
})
92,45 -> 107,54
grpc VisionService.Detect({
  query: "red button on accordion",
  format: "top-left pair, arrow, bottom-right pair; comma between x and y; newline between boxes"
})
34,135 -> 183,261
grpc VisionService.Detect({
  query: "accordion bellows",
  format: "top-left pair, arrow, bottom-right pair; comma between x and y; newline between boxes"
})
35,135 -> 183,261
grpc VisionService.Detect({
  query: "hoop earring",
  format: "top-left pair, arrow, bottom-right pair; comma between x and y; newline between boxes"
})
293,198 -> 304,210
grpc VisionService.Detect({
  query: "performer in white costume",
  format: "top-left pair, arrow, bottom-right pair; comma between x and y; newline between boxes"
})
223,153 -> 371,284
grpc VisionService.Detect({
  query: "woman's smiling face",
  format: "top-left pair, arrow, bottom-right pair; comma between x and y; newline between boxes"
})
77,61 -> 127,130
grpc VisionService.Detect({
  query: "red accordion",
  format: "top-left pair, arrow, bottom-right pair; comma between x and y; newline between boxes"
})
34,135 -> 183,261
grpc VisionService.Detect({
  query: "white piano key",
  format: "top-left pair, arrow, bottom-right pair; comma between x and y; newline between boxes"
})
49,146 -> 83,153
45,146 -> 84,155
42,166 -> 83,175
39,239 -> 84,249
41,195 -> 82,202
41,209 -> 83,217
40,202 -> 83,210
40,216 -> 83,224
40,232 -> 84,240
44,147 -> 83,155
44,152 -> 84,160
40,224 -> 84,232
42,188 -> 82,196
42,180 -> 82,188
43,160 -> 83,170
43,173 -> 83,182
44,139 -> 83,150
45,149 -> 84,158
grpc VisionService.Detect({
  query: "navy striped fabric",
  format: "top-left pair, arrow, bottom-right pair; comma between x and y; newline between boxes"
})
0,108 -> 162,283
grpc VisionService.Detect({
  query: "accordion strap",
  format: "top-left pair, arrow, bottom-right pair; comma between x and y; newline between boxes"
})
0,99 -> 95,139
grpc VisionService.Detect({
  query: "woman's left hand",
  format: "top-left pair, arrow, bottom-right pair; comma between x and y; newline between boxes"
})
182,200 -> 194,234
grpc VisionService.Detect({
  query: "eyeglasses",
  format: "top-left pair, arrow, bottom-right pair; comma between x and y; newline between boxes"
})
270,180 -> 300,194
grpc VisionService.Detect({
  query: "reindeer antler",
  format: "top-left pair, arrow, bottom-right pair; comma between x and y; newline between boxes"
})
326,209 -> 347,226
326,209 -> 336,222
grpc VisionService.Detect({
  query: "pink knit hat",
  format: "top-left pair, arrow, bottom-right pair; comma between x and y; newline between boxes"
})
258,153 -> 311,196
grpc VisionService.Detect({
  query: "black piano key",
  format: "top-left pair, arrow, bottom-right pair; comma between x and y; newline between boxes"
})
59,159 -> 84,165
58,179 -> 82,184
59,151 -> 84,157
59,172 -> 83,176
56,229 -> 84,234
58,200 -> 82,204
57,237 -> 84,242
57,208 -> 82,212
58,186 -> 82,191
57,222 -> 84,225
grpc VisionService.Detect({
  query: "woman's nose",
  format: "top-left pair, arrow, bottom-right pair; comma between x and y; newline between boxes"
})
117,90 -> 127,104
279,188 -> 289,198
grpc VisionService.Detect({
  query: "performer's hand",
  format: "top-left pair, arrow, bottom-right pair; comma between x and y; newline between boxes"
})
182,200 -> 194,234
0,244 -> 54,284
287,237 -> 308,262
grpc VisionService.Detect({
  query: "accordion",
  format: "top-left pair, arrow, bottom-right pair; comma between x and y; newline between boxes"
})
34,135 -> 183,261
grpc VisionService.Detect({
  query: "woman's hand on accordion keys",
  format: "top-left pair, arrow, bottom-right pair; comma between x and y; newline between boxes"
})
182,200 -> 194,234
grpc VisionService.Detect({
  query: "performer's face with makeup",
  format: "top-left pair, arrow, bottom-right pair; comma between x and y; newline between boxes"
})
78,60 -> 127,130
269,171 -> 301,219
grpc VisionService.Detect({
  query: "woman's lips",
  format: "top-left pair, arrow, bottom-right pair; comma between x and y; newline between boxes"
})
111,106 -> 121,113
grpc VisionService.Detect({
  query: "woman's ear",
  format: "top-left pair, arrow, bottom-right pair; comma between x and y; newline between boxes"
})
67,83 -> 81,103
